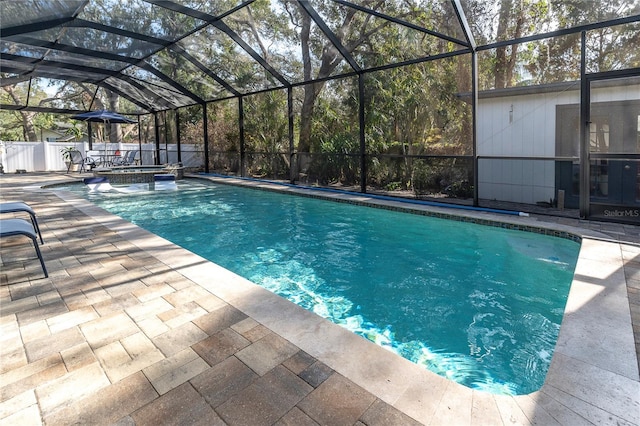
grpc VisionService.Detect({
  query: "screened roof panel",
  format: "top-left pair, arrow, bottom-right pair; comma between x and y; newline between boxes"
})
56,27 -> 164,59
123,66 -> 200,103
0,40 -> 49,59
77,0 -> 205,41
221,0 -> 306,84
103,76 -> 175,110
10,56 -> 116,82
1,0 -> 638,115
281,1 -> 354,80
306,0 -> 417,74
2,39 -> 132,72
3,33 -> 131,68
91,86 -> 147,114
0,80 -> 30,105
145,48 -> 233,100
106,93 -> 146,114
341,0 -> 468,45
0,60 -> 109,86
0,73 -> 30,87
5,28 -> 61,44
178,25 -> 284,94
45,49 -> 129,71
29,78 -> 95,110
461,0 -> 640,45
37,68 -> 110,84
0,0 -> 80,27
475,33 -> 582,90
167,0 -> 247,17
0,57 -> 40,73
336,9 -> 468,69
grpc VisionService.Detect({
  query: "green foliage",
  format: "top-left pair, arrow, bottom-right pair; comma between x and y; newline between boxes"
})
0,111 -> 24,141
310,132 -> 360,185
177,105 -> 205,147
412,161 -> 442,196
244,90 -> 291,177
207,99 -> 239,152
412,159 -> 473,199
470,0 -> 640,88
384,181 -> 405,191
244,90 -> 288,153
1,83 -> 58,141
443,180 -> 474,199
60,146 -> 75,161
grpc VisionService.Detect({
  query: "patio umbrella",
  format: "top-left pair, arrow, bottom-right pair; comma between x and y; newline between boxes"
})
71,109 -> 137,124
71,109 -> 136,154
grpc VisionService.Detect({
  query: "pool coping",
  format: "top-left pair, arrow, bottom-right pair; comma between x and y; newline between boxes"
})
53,175 -> 639,424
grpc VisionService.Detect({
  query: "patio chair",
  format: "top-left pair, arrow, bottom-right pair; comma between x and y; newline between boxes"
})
0,218 -> 48,278
0,202 -> 44,243
67,150 -> 93,173
112,150 -> 138,166
86,150 -> 102,168
124,150 -> 139,165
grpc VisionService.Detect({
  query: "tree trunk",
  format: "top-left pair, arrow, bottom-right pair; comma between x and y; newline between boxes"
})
4,86 -> 38,141
506,14 -> 524,86
494,0 -> 512,89
296,7 -> 314,174
494,0 -> 525,89
295,3 -> 358,175
22,112 -> 38,141
109,91 -> 123,143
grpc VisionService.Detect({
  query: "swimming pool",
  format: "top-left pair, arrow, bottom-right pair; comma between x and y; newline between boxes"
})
64,179 -> 579,395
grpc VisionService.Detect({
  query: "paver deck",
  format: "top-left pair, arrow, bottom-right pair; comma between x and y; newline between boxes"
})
1,172 -> 639,425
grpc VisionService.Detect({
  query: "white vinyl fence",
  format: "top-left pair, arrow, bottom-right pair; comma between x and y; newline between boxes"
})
0,141 -> 204,173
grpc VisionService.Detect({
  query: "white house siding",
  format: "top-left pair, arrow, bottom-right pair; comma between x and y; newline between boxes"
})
477,80 -> 640,205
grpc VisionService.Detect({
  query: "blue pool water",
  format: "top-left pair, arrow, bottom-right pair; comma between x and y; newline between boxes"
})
65,180 -> 579,395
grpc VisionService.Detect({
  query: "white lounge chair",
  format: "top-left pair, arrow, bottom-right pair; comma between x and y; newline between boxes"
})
0,201 -> 44,243
0,218 -> 48,278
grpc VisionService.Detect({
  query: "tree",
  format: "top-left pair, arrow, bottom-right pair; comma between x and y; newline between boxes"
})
1,83 -> 56,141
492,0 -> 551,88
243,90 -> 290,176
285,1 -> 386,157
469,0 -> 639,88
